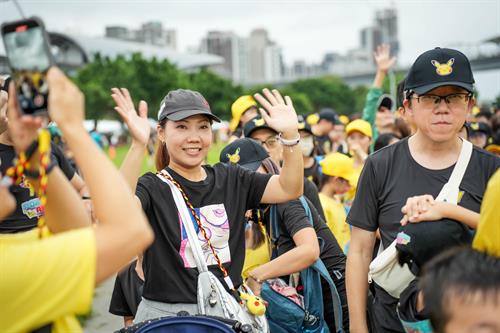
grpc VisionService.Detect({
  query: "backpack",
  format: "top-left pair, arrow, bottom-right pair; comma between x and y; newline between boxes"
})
260,196 -> 344,333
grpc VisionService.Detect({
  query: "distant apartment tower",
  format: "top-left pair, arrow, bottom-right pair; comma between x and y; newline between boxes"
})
375,8 -> 399,56
106,26 -> 129,40
248,28 -> 283,83
200,31 -> 249,83
105,21 -> 177,50
360,26 -> 382,54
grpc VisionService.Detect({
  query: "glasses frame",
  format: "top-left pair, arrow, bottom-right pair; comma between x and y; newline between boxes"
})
409,92 -> 473,108
255,135 -> 279,148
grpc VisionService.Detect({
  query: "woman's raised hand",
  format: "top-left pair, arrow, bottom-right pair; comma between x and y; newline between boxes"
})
111,88 -> 150,146
253,88 -> 299,138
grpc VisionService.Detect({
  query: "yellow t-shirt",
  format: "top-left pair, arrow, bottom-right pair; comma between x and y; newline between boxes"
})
0,227 -> 96,333
242,232 -> 270,280
319,193 -> 350,252
473,169 -> 500,257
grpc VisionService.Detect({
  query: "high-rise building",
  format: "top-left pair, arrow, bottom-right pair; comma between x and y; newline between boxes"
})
248,28 -> 283,83
104,21 -> 177,50
361,26 -> 383,54
200,31 -> 249,83
264,43 -> 283,82
105,26 -> 129,40
375,8 -> 399,56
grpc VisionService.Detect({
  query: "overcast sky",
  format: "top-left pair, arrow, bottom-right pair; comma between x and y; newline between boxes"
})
1,0 -> 499,99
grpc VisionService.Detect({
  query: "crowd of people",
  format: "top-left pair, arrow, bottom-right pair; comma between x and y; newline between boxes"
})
0,43 -> 499,333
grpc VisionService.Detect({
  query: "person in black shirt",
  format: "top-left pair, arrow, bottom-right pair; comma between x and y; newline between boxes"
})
312,108 -> 340,155
109,258 -> 144,327
244,115 -> 325,220
346,48 -> 500,333
0,91 -> 90,233
220,138 -> 349,331
111,87 -> 304,323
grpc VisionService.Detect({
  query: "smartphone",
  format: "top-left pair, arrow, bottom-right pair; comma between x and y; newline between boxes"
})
1,17 -> 54,116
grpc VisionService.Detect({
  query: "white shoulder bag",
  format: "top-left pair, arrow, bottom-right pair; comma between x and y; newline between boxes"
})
368,140 -> 473,298
157,170 -> 269,332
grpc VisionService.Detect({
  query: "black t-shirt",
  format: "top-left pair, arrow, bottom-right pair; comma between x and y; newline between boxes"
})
303,177 -> 325,221
136,163 -> 272,303
347,138 -> 500,248
109,260 -> 144,318
304,159 -> 323,190
315,135 -> 332,155
268,197 -> 346,274
0,142 -> 75,233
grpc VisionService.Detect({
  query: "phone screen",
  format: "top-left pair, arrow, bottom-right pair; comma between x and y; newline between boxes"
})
2,20 -> 52,115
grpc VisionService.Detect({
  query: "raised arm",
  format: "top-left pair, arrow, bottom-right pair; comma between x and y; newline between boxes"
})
254,88 -> 303,203
247,227 -> 319,295
111,88 -> 151,193
362,44 -> 396,125
6,85 -> 90,233
47,68 -> 153,284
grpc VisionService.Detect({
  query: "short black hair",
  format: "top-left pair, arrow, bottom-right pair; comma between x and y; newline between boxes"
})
397,77 -> 407,109
420,247 -> 500,333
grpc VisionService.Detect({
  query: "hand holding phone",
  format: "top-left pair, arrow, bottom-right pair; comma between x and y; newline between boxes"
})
1,17 -> 54,116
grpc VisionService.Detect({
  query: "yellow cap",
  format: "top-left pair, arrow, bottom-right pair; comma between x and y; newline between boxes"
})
472,106 -> 480,116
306,113 -> 320,125
346,119 -> 372,138
338,115 -> 349,125
320,153 -> 356,184
230,96 -> 257,132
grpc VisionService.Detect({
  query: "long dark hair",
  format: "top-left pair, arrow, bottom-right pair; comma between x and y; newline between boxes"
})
155,118 -> 170,171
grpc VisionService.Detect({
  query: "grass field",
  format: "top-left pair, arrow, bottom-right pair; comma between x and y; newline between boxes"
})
109,141 -> 227,173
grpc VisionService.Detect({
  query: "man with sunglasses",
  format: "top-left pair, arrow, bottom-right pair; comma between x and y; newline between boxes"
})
346,47 -> 499,333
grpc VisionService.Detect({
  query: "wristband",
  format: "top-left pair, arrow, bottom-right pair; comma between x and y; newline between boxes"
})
248,273 -> 264,284
278,132 -> 300,147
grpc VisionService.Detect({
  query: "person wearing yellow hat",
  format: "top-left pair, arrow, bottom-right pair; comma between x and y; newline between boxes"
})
344,119 -> 372,206
229,95 -> 259,140
318,153 -> 355,252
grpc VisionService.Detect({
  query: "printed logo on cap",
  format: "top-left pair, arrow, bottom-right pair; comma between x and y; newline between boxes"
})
227,148 -> 241,164
431,58 -> 454,76
253,118 -> 265,126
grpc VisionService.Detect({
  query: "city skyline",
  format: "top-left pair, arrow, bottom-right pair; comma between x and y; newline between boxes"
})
1,1 -> 498,65
1,0 -> 499,99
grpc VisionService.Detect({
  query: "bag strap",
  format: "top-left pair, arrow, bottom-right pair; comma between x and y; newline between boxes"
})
310,260 -> 344,332
157,170 -> 234,290
435,139 -> 473,204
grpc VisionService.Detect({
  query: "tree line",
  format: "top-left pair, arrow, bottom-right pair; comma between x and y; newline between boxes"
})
74,53 -> 392,122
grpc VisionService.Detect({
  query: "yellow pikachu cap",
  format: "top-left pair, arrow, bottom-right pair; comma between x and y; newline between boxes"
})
346,119 -> 372,138
230,96 -> 257,132
320,153 -> 356,184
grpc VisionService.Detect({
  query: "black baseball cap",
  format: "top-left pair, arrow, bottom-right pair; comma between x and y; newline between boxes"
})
297,115 -> 313,135
405,47 -> 475,95
319,108 -> 340,125
157,89 -> 221,122
377,94 -> 394,111
219,138 -> 269,171
467,122 -> 491,136
243,116 -> 277,138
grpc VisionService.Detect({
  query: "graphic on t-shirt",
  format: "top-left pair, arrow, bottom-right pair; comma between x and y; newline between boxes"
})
21,198 -> 43,219
179,203 -> 231,268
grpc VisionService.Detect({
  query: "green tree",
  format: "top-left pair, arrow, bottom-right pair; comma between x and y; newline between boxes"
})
285,76 -> 357,115
188,68 -> 243,120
